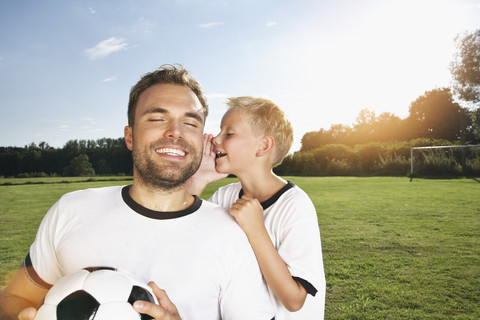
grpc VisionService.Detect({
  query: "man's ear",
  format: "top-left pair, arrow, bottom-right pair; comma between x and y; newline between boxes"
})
256,135 -> 275,157
124,126 -> 133,151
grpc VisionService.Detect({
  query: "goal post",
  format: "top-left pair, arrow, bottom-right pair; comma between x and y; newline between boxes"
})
410,144 -> 480,178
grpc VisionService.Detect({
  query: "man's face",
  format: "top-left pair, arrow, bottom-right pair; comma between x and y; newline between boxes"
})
124,83 -> 205,190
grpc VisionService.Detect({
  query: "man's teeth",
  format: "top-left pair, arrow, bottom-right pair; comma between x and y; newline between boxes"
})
216,151 -> 227,157
156,148 -> 186,156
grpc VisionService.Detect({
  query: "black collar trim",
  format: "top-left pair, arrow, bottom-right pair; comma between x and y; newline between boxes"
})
122,185 -> 202,220
239,181 -> 295,210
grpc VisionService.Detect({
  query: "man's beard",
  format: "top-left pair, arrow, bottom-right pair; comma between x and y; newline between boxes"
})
132,138 -> 202,191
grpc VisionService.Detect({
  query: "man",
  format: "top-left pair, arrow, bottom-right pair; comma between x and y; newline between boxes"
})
0,65 -> 274,320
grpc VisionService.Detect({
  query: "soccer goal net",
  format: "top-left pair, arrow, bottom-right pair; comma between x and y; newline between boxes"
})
410,144 -> 480,178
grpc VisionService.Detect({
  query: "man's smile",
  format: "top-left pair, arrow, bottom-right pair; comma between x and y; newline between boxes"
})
155,147 -> 187,157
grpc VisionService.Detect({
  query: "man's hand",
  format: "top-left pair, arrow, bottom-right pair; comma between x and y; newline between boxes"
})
17,307 -> 36,320
133,282 -> 181,320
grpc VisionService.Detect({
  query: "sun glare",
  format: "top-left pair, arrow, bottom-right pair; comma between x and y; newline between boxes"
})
295,0 -> 474,126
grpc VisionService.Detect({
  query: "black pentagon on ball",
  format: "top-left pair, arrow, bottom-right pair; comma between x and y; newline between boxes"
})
83,266 -> 117,273
128,286 -> 156,320
57,290 -> 100,320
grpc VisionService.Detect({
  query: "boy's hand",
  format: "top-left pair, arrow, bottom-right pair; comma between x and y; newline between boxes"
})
188,134 -> 228,195
133,282 -> 181,320
230,195 -> 266,238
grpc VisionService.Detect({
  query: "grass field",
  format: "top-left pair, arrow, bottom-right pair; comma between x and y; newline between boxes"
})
1,176 -> 479,319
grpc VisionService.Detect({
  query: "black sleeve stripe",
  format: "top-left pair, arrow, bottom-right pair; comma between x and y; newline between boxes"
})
23,253 -> 53,289
293,276 -> 318,297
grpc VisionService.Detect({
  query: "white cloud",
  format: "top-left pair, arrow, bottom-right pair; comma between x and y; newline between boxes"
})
33,133 -> 47,138
84,37 -> 128,60
89,7 -> 96,14
81,117 -> 96,124
198,22 -> 224,29
266,21 -> 277,27
102,75 -> 118,82
88,129 -> 104,133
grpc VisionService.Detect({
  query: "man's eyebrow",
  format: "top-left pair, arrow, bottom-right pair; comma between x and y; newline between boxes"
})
143,107 -> 204,124
185,111 -> 204,124
142,107 -> 168,116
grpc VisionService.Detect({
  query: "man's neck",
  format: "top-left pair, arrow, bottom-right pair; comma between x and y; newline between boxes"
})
129,182 -> 195,212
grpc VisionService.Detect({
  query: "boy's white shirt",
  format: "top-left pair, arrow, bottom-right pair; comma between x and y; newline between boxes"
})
209,181 -> 326,320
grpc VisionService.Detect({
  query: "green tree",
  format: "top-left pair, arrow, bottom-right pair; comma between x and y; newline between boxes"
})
407,88 -> 465,141
470,108 -> 480,141
353,109 -> 377,144
450,30 -> 480,106
63,154 -> 95,177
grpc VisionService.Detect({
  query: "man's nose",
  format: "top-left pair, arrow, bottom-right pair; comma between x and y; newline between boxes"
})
165,120 -> 183,139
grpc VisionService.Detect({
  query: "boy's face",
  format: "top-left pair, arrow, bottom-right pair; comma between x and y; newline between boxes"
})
212,109 -> 263,175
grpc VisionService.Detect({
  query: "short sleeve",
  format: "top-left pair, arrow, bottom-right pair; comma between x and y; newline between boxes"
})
272,189 -> 325,297
28,199 -> 64,286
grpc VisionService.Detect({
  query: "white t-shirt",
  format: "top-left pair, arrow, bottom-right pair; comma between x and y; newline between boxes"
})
209,181 -> 326,320
27,185 -> 274,320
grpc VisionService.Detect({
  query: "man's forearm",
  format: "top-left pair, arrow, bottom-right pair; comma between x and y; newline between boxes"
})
0,294 -> 34,320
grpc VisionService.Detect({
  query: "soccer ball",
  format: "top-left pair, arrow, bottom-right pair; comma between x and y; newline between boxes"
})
34,266 -> 158,320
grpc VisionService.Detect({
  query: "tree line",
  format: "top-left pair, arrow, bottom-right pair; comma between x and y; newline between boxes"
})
274,30 -> 480,177
299,28 -> 480,151
299,88 -> 479,152
1,30 -> 479,178
0,138 -> 132,178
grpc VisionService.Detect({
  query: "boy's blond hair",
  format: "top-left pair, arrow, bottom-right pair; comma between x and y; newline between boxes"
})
226,96 -> 293,167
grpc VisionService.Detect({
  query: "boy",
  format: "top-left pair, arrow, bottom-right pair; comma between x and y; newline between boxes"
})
188,96 -> 326,319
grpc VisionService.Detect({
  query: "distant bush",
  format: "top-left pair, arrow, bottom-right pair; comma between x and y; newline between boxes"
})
354,142 -> 384,174
464,157 -> 480,176
379,153 -> 410,176
417,150 -> 462,177
16,172 -> 49,178
275,138 -> 479,177
326,159 -> 352,176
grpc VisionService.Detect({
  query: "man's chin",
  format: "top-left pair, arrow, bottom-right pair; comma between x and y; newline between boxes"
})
135,166 -> 197,191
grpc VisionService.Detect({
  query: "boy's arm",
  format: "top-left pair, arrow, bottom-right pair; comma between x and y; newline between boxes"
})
230,196 -> 308,311
187,134 -> 227,196
0,266 -> 48,320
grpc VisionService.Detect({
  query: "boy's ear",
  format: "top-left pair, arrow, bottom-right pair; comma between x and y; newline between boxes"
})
256,135 -> 275,157
124,126 -> 133,151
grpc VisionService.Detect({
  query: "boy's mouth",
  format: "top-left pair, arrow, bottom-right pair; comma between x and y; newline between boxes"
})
216,151 -> 227,159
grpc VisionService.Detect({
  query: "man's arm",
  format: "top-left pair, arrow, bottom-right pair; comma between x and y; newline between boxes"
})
0,266 -> 48,320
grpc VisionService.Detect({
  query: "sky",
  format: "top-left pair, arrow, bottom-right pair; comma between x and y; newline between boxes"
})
1,0 -> 480,153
